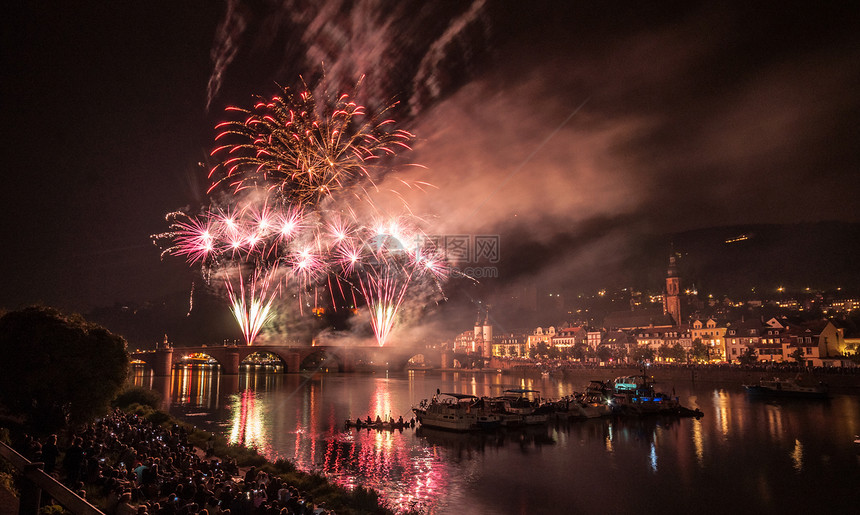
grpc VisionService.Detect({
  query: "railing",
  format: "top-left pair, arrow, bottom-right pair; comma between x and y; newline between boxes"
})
0,441 -> 103,515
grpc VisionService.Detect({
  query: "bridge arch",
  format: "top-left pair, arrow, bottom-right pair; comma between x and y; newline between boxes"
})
300,348 -> 347,372
173,351 -> 224,369
239,351 -> 287,373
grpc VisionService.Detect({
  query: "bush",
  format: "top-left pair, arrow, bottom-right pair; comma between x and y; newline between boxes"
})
0,471 -> 17,498
144,410 -> 171,426
113,386 -> 162,409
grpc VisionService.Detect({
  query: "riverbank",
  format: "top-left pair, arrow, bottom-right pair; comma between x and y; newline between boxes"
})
1,394 -> 395,515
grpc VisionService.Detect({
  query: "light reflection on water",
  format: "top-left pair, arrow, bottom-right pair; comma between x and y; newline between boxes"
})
131,366 -> 860,514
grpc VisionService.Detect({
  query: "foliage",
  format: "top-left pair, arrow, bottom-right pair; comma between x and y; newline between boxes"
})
571,343 -> 587,361
0,471 -> 17,498
789,348 -> 805,364
690,338 -> 710,362
113,386 -> 162,409
738,347 -> 758,366
628,346 -> 655,364
0,306 -> 129,432
0,428 -> 13,477
596,345 -> 613,362
39,505 -> 70,515
658,343 -> 687,362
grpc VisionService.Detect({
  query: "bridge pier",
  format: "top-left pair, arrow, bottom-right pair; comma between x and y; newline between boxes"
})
285,352 -> 301,373
441,350 -> 452,369
153,348 -> 173,376
340,355 -> 356,373
222,347 -> 241,375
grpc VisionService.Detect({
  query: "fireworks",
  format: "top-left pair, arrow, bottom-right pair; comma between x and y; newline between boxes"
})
225,264 -> 280,346
208,85 -> 414,208
155,81 -> 447,346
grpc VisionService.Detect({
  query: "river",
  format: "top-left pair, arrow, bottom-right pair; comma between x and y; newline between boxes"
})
132,365 -> 860,514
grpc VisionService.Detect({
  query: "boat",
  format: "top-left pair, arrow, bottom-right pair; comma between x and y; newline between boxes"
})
609,374 -> 687,416
412,393 -> 480,431
494,389 -> 552,425
345,418 -> 414,431
743,376 -> 829,399
577,380 -> 612,418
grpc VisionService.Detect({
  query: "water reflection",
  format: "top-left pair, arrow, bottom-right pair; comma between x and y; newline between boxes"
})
174,365 -> 220,408
791,438 -> 804,472
229,390 -> 271,455
692,418 -> 704,466
128,366 -> 860,514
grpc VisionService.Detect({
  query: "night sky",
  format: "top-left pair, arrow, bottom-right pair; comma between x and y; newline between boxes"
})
3,1 -> 859,320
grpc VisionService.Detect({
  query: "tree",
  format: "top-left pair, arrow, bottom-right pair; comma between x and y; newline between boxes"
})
613,346 -> 629,363
0,306 -> 129,431
571,343 -> 587,362
667,343 -> 687,362
596,345 -> 612,363
629,346 -> 655,364
789,348 -> 805,365
690,338 -> 709,363
738,346 -> 758,366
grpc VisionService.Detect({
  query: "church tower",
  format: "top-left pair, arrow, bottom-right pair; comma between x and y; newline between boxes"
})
663,255 -> 681,325
473,309 -> 483,354
482,306 -> 493,358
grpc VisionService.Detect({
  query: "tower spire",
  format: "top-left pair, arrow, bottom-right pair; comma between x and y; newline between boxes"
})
664,253 -> 681,325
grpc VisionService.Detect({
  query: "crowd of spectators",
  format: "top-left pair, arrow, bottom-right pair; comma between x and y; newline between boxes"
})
18,409 -> 333,515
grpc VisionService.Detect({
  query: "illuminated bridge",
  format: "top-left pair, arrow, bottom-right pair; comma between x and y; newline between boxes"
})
130,343 -> 448,375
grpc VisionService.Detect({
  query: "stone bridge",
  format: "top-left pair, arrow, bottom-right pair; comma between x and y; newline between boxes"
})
130,343 -> 446,375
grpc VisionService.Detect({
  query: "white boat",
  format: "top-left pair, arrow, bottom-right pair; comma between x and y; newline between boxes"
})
577,381 -> 612,418
412,393 -> 479,431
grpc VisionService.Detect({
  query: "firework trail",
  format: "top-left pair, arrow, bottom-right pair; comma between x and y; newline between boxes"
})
328,216 -> 449,346
224,263 -> 280,345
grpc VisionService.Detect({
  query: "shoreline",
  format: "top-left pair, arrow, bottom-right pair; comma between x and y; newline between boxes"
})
430,363 -> 860,393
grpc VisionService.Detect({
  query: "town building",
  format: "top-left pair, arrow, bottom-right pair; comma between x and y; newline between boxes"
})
691,318 -> 728,361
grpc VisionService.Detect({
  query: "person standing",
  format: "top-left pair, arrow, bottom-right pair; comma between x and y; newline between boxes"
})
42,434 -> 60,474
62,437 -> 85,486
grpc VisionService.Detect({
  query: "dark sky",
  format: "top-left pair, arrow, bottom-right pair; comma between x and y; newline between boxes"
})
2,1 -> 859,316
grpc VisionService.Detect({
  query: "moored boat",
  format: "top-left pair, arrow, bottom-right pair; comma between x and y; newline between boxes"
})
609,374 -> 691,416
743,376 -> 829,399
412,393 -> 480,431
496,389 -> 552,425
